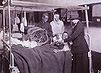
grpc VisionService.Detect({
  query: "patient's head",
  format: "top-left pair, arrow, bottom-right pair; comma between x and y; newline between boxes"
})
52,34 -> 64,49
53,34 -> 63,43
52,32 -> 69,47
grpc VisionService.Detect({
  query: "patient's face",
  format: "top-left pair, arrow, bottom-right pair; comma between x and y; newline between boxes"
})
52,34 -> 64,49
53,34 -> 63,44
53,32 -> 69,45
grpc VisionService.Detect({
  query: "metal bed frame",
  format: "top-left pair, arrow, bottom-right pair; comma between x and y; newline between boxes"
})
0,0 -> 92,73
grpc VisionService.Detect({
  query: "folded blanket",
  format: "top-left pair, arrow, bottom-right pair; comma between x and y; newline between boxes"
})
12,44 -> 72,73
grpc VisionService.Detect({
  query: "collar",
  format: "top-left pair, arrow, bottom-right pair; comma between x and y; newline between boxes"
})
72,19 -> 79,24
72,19 -> 79,28
54,20 -> 61,23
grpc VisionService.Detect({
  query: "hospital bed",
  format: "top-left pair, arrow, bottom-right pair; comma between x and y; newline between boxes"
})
1,26 -> 72,73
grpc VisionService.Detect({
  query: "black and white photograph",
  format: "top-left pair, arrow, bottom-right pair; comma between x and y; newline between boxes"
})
0,0 -> 101,73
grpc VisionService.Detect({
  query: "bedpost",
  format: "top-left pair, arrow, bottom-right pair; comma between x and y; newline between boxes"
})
84,5 -> 93,73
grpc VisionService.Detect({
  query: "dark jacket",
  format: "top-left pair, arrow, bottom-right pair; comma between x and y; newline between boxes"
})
65,21 -> 89,54
37,21 -> 53,37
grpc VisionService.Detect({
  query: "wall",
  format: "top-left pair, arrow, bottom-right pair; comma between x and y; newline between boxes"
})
92,4 -> 101,26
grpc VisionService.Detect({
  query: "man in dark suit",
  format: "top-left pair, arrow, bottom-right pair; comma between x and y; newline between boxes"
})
64,17 -> 89,73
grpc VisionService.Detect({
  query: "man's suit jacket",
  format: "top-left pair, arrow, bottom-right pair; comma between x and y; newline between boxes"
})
66,21 -> 89,54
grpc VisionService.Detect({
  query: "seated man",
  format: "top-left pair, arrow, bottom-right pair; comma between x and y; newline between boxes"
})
37,13 -> 53,39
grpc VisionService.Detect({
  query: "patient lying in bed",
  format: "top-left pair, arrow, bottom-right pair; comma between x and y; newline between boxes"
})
0,28 -> 71,53
11,33 -> 71,53
1,29 -> 72,73
52,32 -> 71,53
11,35 -> 72,73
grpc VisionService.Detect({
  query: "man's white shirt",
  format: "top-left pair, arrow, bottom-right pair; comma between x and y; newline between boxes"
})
50,20 -> 64,36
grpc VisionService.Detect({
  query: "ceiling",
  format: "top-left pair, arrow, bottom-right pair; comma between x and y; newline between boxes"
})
1,0 -> 101,11
12,0 -> 101,5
